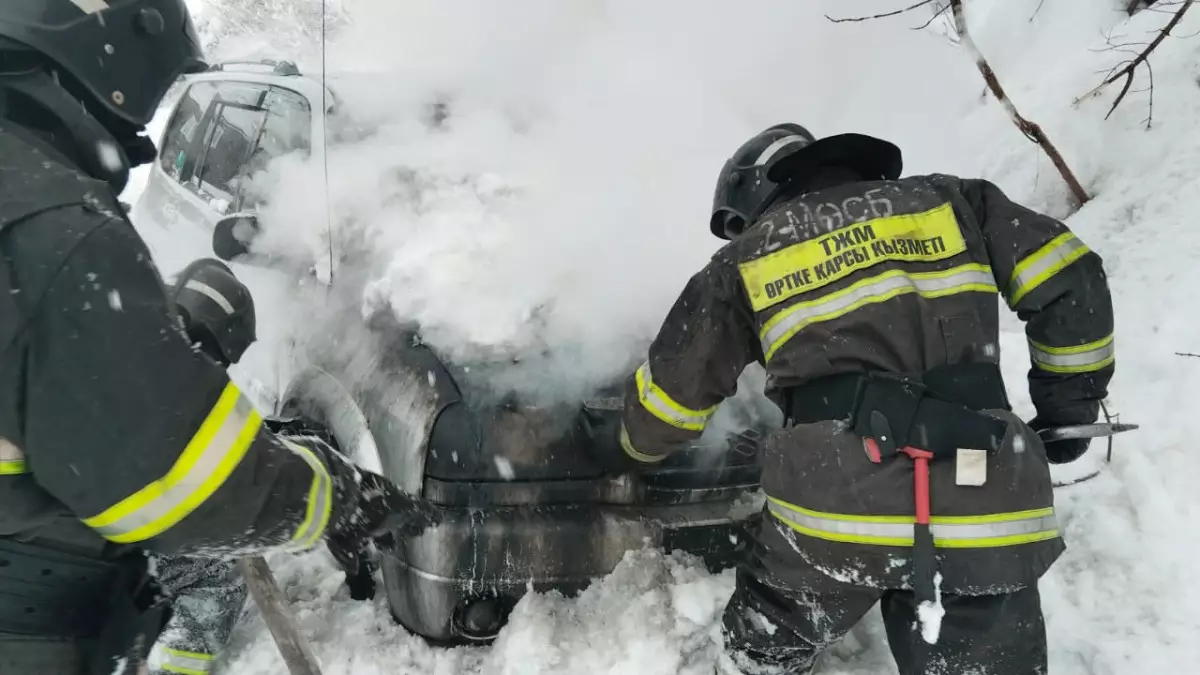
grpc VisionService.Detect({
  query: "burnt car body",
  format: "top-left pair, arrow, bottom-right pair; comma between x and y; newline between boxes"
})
276,318 -> 769,644
147,58 -> 772,644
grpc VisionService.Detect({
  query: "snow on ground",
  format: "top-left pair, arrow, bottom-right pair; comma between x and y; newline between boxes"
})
122,0 -> 1200,673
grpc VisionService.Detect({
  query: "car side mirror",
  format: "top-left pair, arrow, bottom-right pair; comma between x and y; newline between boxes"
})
213,213 -> 262,262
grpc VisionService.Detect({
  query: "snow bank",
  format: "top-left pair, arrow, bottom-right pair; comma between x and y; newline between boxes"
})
118,0 -> 1200,673
214,547 -> 736,675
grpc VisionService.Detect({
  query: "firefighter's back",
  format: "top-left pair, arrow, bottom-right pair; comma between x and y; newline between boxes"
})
732,174 -> 1064,595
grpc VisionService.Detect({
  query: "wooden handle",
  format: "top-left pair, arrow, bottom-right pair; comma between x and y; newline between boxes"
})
236,556 -> 324,675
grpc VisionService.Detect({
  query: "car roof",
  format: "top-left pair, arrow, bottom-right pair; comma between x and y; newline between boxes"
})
183,62 -> 335,111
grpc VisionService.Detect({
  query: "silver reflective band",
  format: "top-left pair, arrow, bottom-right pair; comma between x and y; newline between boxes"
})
635,362 -> 714,431
1029,337 -> 1114,373
755,135 -> 809,166
85,389 -> 259,543
161,648 -> 213,674
768,499 -> 1060,548
620,423 -> 666,464
69,0 -> 110,14
0,437 -> 26,475
1008,233 -> 1089,304
185,279 -> 235,314
761,266 -> 996,358
280,438 -> 333,549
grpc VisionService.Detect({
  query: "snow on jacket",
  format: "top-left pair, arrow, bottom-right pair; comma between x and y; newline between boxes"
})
619,174 -> 1114,592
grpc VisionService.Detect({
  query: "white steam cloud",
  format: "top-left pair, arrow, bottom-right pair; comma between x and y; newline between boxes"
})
212,0 -> 983,408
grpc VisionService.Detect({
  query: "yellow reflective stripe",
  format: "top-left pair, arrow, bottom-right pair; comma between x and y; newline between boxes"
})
635,362 -> 717,431
620,423 -> 667,464
760,264 -> 997,362
1008,232 -> 1090,306
0,460 -> 27,475
1029,335 -> 1115,374
737,202 -> 968,311
766,497 -> 1058,548
83,382 -> 262,544
280,438 -> 334,549
162,648 -> 214,675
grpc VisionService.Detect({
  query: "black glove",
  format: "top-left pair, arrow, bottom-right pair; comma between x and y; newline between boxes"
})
1027,416 -> 1092,464
348,468 -> 441,540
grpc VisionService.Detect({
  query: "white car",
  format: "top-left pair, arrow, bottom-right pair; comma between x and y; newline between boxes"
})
139,59 -> 767,646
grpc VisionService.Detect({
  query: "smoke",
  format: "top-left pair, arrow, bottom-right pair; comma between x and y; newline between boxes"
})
223,0 -> 984,411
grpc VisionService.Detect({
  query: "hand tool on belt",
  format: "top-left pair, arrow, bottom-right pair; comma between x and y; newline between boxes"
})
783,363 -> 1011,607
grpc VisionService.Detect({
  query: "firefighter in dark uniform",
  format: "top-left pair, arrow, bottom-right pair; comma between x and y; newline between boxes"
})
0,3 -> 425,674
605,124 -> 1115,674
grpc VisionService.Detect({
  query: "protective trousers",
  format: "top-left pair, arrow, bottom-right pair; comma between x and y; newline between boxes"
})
718,517 -> 1048,675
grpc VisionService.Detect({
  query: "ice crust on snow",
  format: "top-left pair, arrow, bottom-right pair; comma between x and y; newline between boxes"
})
118,0 -> 1200,672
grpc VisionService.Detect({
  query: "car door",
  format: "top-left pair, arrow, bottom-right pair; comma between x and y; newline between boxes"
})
137,79 -> 222,232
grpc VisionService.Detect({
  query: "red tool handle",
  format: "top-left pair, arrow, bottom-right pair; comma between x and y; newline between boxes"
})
901,447 -> 934,525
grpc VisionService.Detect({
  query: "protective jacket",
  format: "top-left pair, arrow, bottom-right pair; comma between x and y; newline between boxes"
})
621,174 -> 1114,594
0,122 -> 357,672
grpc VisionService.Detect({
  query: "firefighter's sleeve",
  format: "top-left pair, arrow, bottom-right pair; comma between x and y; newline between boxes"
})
147,556 -> 247,675
962,179 -> 1115,424
24,214 -> 357,555
620,252 -> 762,463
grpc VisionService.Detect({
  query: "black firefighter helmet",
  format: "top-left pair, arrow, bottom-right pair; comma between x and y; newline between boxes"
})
0,0 -> 208,127
170,258 -> 257,367
710,123 -> 904,240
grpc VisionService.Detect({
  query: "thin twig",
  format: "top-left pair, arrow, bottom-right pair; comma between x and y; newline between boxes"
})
1030,0 -> 1049,22
1143,58 -> 1156,127
1075,0 -> 1194,112
1176,352 -> 1200,358
826,0 -> 937,23
912,3 -> 951,30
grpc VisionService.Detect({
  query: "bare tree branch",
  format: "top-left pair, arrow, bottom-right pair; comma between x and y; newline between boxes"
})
949,0 -> 1091,205
1075,0 -> 1194,119
1030,0 -> 1049,22
826,0 -> 937,23
1177,352 -> 1200,358
912,3 -> 951,30
1143,58 -> 1156,127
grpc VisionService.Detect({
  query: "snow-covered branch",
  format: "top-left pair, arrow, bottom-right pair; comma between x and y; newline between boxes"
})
948,0 -> 1091,206
1075,0 -> 1194,126
824,0 -> 1091,207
